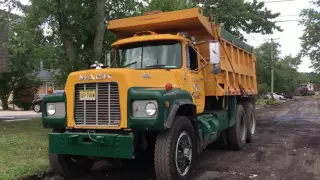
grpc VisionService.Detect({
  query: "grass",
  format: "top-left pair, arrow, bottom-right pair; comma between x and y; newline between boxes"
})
256,98 -> 277,108
0,119 -> 50,180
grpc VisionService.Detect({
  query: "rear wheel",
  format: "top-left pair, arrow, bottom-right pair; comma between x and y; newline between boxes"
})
154,116 -> 195,180
227,104 -> 247,150
243,102 -> 256,143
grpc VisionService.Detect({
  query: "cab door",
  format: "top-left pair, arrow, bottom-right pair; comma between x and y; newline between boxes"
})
183,45 -> 205,114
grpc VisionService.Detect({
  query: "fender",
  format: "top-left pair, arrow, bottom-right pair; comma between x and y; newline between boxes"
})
164,99 -> 202,154
32,98 -> 42,104
164,99 -> 197,129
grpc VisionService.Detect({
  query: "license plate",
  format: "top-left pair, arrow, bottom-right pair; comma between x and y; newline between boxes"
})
79,90 -> 96,101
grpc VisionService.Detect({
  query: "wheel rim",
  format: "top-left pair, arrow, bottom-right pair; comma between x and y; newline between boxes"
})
250,113 -> 256,135
175,131 -> 192,176
240,116 -> 246,141
34,104 -> 40,112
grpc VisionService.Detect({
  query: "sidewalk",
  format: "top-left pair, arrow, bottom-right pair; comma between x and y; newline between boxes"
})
0,110 -> 41,120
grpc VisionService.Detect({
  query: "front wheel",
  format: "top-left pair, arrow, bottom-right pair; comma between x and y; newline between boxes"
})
154,116 -> 195,180
48,129 -> 94,177
49,154 -> 94,177
33,103 -> 41,113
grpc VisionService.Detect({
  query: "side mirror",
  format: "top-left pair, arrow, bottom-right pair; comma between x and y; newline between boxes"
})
209,41 -> 220,64
209,41 -> 221,74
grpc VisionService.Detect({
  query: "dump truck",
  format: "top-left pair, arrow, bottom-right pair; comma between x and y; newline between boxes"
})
42,8 -> 258,180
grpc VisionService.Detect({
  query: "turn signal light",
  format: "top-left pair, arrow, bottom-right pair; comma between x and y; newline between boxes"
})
165,101 -> 170,108
165,83 -> 173,91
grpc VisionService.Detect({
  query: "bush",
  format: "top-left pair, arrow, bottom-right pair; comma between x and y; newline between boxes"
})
12,78 -> 41,110
258,83 -> 269,96
265,99 -> 277,105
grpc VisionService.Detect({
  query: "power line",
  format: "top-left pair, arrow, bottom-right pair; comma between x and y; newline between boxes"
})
250,34 -> 261,45
279,14 -> 300,17
275,19 -> 301,22
263,0 -> 300,3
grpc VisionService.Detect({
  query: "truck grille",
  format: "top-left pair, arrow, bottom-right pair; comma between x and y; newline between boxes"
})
74,82 -> 121,126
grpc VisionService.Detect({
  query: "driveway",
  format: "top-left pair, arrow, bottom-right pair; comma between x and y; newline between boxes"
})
0,111 -> 41,121
36,97 -> 320,180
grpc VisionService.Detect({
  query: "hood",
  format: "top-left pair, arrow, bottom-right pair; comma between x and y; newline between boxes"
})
65,68 -> 182,89
64,68 -> 183,129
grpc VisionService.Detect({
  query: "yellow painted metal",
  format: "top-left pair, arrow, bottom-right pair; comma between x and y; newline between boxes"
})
65,69 -> 184,129
64,8 -> 258,129
108,7 -> 258,97
111,34 -> 188,47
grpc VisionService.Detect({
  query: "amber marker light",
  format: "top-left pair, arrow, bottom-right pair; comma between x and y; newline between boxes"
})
47,87 -> 53,94
165,83 -> 173,91
165,101 -> 170,108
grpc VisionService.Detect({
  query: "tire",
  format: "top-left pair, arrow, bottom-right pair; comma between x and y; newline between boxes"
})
48,129 -> 94,177
33,103 -> 41,113
243,102 -> 256,143
154,116 -> 196,180
227,104 -> 247,150
207,130 -> 228,149
216,130 -> 229,149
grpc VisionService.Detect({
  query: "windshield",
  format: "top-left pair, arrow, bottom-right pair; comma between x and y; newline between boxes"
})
117,40 -> 182,69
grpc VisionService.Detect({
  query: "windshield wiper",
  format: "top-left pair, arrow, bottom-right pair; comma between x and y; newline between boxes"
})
145,64 -> 167,68
122,61 -> 137,68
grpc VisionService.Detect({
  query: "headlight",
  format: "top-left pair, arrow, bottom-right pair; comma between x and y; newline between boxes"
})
47,104 -> 56,115
132,100 -> 158,118
145,102 -> 157,116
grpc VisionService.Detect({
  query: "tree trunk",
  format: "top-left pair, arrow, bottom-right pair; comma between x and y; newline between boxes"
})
93,0 -> 106,63
56,0 -> 78,70
0,96 -> 9,110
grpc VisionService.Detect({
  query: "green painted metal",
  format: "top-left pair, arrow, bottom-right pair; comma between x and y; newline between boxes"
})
127,87 -> 193,130
42,92 -> 67,129
197,114 -> 220,143
213,110 -> 229,131
220,28 -> 254,53
228,96 -> 237,127
49,132 -> 134,159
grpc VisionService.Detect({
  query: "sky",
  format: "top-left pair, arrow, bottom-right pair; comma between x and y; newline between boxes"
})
1,0 -> 314,72
244,0 -> 313,73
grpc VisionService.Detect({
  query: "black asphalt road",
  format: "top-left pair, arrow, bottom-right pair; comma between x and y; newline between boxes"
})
35,97 -> 320,180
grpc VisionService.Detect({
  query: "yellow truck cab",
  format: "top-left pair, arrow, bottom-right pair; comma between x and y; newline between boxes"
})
42,8 -> 258,180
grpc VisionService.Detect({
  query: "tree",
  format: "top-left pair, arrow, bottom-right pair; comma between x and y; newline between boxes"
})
255,42 -> 308,95
146,0 -> 282,38
21,0 -> 143,86
255,42 -> 281,89
0,72 -> 12,110
300,0 -> 320,71
146,0 -> 194,12
0,1 -> 52,110
191,0 -> 282,38
1,0 -> 282,89
308,72 -> 320,84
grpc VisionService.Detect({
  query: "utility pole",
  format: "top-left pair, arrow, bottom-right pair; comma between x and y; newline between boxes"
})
271,38 -> 274,95
264,38 -> 280,95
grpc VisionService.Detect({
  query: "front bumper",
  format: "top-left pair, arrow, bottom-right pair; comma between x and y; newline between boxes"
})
49,132 -> 134,159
